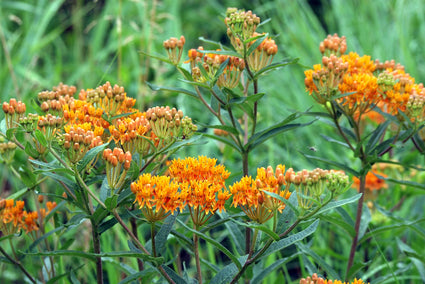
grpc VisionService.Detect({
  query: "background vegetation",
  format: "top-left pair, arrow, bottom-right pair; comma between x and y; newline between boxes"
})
1,0 -> 425,283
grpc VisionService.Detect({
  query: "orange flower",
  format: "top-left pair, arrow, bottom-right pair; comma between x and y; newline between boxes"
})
169,156 -> 231,226
300,273 -> 368,284
230,165 -> 291,223
131,174 -> 181,222
352,170 -> 388,193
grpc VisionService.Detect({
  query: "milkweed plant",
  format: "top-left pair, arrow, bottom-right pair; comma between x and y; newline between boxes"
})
1,7 -> 424,284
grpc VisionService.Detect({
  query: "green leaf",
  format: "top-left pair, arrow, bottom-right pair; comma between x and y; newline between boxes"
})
24,250 -> 163,266
147,81 -> 198,99
200,133 -> 242,153
246,112 -> 315,151
251,255 -> 298,283
253,58 -> 299,79
105,195 -> 118,211
228,93 -> 265,105
197,123 -> 239,136
34,129 -> 48,147
5,188 -> 28,200
155,214 -> 178,256
118,268 -> 157,284
46,265 -> 85,284
319,214 -> 355,236
397,238 -> 425,281
176,218 -> 242,270
365,120 -> 391,154
360,218 -> 425,243
218,212 -> 245,255
139,50 -> 173,64
302,153 -> 360,176
160,265 -> 188,284
297,242 -> 340,279
376,174 -> 425,190
99,217 -> 118,234
263,190 -> 299,216
211,57 -> 230,86
277,193 -> 298,234
18,165 -> 37,188
77,143 -> 108,172
210,256 -> 248,284
316,193 -> 362,215
24,141 -> 40,158
262,220 -> 319,258
229,218 -> 280,241
246,33 -> 268,56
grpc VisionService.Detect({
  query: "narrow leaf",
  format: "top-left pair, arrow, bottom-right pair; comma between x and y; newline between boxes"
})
146,82 -> 198,98
253,58 -> 299,78
34,129 -> 48,147
263,220 -> 319,258
316,193 -> 362,215
176,219 -> 242,270
229,218 -> 280,241
210,256 -> 248,284
77,143 -> 108,172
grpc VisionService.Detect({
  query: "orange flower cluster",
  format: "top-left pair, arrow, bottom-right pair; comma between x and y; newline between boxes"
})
131,174 -> 182,222
170,156 -> 231,223
109,115 -> 151,154
0,199 -> 56,235
230,165 -> 291,223
131,156 -> 231,225
353,170 -> 388,194
103,148 -> 132,190
188,46 -> 245,88
305,34 -> 425,121
300,273 -> 368,284
2,98 -> 26,129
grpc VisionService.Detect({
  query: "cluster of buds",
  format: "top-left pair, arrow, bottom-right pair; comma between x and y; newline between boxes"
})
163,36 -> 185,64
188,47 -> 245,88
247,34 -> 278,72
103,148 -> 132,190
285,168 -> 348,210
2,99 -> 26,129
82,82 -> 133,117
305,54 -> 349,105
18,113 -> 39,132
405,86 -> 425,123
38,83 -> 76,115
374,59 -> 405,73
109,116 -> 151,155
62,126 -> 102,164
299,273 -> 366,284
36,114 -> 64,155
376,70 -> 396,93
319,34 -> 347,56
146,106 -> 197,148
224,8 -> 261,53
0,138 -> 17,164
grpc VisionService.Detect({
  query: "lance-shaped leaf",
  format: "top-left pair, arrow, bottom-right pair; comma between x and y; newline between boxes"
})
147,81 -> 198,99
228,92 -> 265,105
77,142 -> 109,172
316,193 -> 362,215
139,50 -> 173,64
229,218 -> 280,241
201,133 -> 242,153
262,220 -> 319,258
24,250 -> 163,266
245,112 -> 315,152
296,242 -> 340,279
210,256 -> 248,284
253,58 -> 299,79
364,120 -> 391,155
246,33 -> 269,56
176,218 -> 242,270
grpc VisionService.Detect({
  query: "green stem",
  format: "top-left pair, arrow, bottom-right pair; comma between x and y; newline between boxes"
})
0,245 -> 36,284
193,224 -> 202,284
151,222 -> 157,257
345,173 -> 366,280
91,220 -> 103,284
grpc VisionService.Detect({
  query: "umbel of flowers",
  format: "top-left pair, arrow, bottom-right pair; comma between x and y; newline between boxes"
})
300,273 -> 368,284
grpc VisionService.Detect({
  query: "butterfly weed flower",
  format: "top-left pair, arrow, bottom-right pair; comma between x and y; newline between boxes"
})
103,148 -> 132,191
319,34 -> 347,57
169,156 -> 231,226
300,273 -> 368,284
230,165 -> 291,224
131,173 -> 182,223
109,115 -> 151,154
163,35 -> 185,65
2,99 -> 26,129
